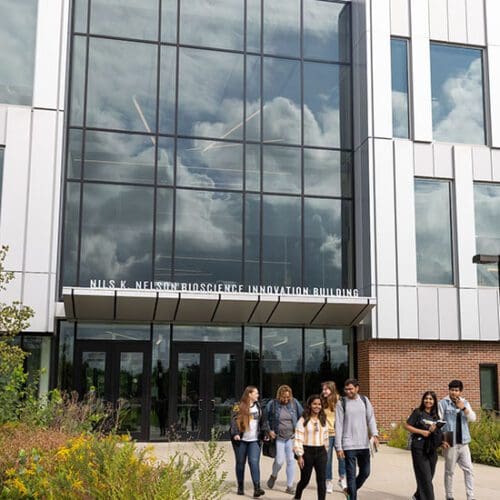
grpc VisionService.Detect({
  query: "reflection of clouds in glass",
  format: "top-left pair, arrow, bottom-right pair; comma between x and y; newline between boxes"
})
175,190 -> 242,282
79,184 -> 154,283
264,0 -> 300,57
180,0 -> 244,51
177,139 -> 242,190
0,0 -> 37,105
303,0 -> 349,61
304,199 -> 345,288
178,48 -> 243,138
392,90 -> 409,138
90,0 -> 158,40
415,180 -> 453,284
432,56 -> 485,144
474,184 -> 500,286
84,131 -> 155,184
86,38 -> 157,132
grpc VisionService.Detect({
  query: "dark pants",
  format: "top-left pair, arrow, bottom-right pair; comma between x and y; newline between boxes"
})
344,448 -> 371,500
294,446 -> 327,500
232,440 -> 261,486
411,446 -> 437,500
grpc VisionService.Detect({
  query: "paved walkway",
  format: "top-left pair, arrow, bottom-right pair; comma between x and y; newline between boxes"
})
143,442 -> 499,499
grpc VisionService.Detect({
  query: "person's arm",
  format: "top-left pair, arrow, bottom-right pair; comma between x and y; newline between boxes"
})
264,400 -> 276,439
230,405 -> 241,440
335,400 -> 344,458
404,419 -> 431,438
460,400 -> 477,422
294,417 -> 305,468
322,423 -> 329,450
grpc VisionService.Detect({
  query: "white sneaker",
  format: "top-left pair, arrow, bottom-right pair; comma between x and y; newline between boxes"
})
326,480 -> 333,493
338,477 -> 348,492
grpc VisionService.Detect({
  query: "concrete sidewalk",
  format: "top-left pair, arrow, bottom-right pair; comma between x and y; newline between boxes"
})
144,442 -> 498,499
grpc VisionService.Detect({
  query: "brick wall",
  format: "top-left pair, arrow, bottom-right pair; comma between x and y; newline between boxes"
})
357,339 -> 500,432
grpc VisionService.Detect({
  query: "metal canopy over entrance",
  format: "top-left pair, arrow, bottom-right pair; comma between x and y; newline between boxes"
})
61,287 -> 375,327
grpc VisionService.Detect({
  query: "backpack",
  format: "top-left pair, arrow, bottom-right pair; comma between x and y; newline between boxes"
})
341,395 -> 368,419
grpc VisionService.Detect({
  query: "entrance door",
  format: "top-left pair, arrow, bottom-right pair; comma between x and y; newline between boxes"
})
170,342 -> 242,440
75,342 -> 151,440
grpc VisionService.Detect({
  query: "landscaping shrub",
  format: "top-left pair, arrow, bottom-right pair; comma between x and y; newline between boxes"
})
469,410 -> 500,467
0,433 -> 229,499
386,420 -> 409,450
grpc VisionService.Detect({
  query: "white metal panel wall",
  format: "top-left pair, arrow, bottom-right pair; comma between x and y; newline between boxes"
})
398,286 -> 418,338
0,108 -> 32,271
394,140 -> 417,286
453,146 -> 477,289
409,0 -> 433,142
478,289 -> 500,340
33,0 -> 67,109
493,150 -> 500,181
390,0 -> 410,37
370,0 -> 393,138
417,287 -> 439,339
376,285 -> 398,338
0,1 -> 68,332
460,288 -> 480,339
472,147 -> 493,181
428,0 -> 448,41
466,0 -> 486,46
438,288 -> 460,340
447,0 -> 468,44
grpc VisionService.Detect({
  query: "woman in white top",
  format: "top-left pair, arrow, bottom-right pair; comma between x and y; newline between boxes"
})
293,395 -> 329,500
230,386 -> 268,498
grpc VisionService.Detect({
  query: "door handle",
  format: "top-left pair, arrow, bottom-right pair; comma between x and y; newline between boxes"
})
210,399 -> 215,411
198,399 -> 204,411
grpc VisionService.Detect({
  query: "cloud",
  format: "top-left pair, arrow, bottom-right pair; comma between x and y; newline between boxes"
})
392,90 -> 409,138
433,58 -> 485,144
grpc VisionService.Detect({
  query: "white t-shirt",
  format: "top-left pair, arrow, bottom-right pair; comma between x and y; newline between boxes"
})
242,403 -> 259,441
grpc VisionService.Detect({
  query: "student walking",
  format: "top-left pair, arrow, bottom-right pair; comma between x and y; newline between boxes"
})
230,386 -> 268,498
321,381 -> 347,494
404,391 -> 443,500
335,378 -> 379,500
265,384 -> 303,495
439,380 -> 477,500
293,395 -> 329,500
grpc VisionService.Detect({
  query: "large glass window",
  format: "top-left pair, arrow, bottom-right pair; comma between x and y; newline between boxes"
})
79,184 -> 154,285
0,0 -> 38,105
474,183 -> 500,287
261,328 -> 302,399
23,335 -> 51,397
391,38 -> 410,139
174,190 -> 242,283
304,329 -> 351,394
430,44 -> 485,144
415,179 -> 454,284
86,38 -> 157,132
150,325 -> 170,439
63,1 -> 353,292
480,364 -> 499,411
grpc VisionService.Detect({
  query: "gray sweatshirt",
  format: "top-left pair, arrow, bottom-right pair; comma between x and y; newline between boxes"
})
334,395 -> 378,451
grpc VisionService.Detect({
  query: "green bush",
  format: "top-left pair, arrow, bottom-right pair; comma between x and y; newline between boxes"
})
386,421 -> 409,450
469,410 -> 500,467
0,433 -> 229,499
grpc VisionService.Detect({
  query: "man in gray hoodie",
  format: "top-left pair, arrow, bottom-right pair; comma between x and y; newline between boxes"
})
335,378 -> 379,500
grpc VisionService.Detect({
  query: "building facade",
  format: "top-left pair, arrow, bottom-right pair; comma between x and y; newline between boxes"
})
0,0 -> 499,440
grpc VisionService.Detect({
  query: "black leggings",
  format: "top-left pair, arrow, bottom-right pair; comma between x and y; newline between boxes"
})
294,446 -> 327,500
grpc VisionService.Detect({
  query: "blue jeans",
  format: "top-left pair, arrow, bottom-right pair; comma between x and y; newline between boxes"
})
344,448 -> 371,500
326,436 -> 346,481
271,438 -> 295,488
232,440 -> 261,485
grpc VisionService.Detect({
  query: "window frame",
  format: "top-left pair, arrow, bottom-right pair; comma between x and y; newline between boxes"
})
390,36 -> 411,139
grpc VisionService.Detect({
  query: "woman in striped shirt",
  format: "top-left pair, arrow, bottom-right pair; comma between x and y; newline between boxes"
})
293,395 -> 329,500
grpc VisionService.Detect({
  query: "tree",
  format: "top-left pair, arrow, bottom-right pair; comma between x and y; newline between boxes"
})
0,245 -> 34,420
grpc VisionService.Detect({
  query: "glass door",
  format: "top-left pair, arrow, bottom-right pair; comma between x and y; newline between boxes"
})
75,342 -> 151,440
170,343 -> 242,440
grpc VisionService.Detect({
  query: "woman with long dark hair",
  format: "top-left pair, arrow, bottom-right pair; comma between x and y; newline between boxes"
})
321,381 -> 347,494
293,395 -> 329,500
404,391 -> 443,500
230,385 -> 268,497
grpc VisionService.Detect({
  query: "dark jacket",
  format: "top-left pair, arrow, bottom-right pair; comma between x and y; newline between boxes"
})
230,401 -> 269,441
265,398 -> 303,437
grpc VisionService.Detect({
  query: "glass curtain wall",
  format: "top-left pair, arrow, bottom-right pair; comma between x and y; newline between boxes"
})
62,0 -> 353,291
